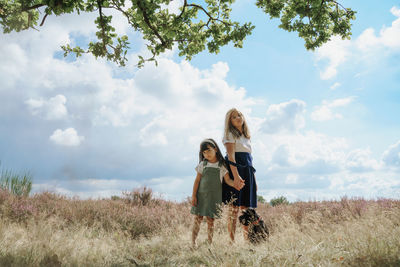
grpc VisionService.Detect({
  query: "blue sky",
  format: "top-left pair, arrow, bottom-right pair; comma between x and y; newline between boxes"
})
0,0 -> 399,202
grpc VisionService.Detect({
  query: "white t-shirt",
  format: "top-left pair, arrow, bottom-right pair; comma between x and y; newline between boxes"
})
222,132 -> 252,153
195,161 -> 228,183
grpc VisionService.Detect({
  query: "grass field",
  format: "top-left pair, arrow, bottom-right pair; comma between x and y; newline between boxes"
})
1,188 -> 400,266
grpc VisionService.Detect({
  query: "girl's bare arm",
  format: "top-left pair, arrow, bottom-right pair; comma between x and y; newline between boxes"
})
225,143 -> 245,190
223,172 -> 235,188
191,172 -> 202,206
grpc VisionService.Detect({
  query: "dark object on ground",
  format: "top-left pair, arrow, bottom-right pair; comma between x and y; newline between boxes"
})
239,208 -> 269,244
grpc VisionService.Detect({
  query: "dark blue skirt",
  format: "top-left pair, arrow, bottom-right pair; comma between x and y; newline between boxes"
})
222,152 -> 257,208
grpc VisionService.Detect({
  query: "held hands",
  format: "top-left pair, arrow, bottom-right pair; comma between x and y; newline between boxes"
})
234,176 -> 245,190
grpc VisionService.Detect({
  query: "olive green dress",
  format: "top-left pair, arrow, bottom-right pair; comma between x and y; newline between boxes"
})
191,161 -> 223,218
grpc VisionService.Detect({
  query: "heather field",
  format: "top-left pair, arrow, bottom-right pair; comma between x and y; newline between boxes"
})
1,188 -> 400,267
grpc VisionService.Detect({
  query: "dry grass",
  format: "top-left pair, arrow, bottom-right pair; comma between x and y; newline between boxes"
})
1,188 -> 400,266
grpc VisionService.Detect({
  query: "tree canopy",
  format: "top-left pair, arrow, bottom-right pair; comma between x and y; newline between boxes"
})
0,0 -> 356,67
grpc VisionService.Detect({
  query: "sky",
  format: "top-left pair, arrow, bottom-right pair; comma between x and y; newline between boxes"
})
0,0 -> 399,202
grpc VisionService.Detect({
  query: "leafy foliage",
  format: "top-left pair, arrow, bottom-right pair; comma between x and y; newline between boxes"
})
0,0 -> 356,67
270,195 -> 289,206
256,0 -> 356,49
257,194 -> 266,203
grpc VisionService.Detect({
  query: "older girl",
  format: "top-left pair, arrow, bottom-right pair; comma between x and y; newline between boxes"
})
222,108 -> 257,241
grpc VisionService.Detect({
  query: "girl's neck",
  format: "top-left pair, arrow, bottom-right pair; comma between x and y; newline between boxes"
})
207,158 -> 218,163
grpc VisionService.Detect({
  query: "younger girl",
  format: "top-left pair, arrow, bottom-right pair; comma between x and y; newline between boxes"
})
191,138 -> 242,247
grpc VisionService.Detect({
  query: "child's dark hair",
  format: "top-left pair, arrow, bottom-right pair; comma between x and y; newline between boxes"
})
199,138 -> 227,168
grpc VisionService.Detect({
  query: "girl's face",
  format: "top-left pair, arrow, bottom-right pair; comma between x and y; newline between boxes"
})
230,111 -> 244,131
202,145 -> 218,162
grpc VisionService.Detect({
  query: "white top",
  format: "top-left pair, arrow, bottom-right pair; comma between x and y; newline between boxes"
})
223,132 -> 252,153
195,161 -> 228,183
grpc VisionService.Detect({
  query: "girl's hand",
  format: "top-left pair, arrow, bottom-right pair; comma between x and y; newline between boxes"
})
191,196 -> 197,207
234,176 -> 245,190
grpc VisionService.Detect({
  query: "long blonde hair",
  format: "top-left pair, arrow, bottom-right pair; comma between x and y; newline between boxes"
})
223,108 -> 251,140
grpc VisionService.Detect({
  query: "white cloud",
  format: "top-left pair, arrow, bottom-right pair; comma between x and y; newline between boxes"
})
311,105 -> 339,121
271,145 -> 290,166
315,36 -> 351,80
25,94 -> 68,120
255,130 -> 348,176
382,140 -> 400,169
33,178 -> 140,199
261,99 -> 306,134
392,6 -> 400,17
50,128 -> 85,146
32,175 -> 192,200
285,174 -> 298,184
147,176 -> 191,200
346,148 -> 380,172
379,7 -> 400,49
316,6 -> 400,79
254,130 -> 400,202
330,82 -> 341,90
139,117 -> 168,146
0,43 -> 28,89
355,10 -> 400,52
311,97 -> 355,121
356,28 -> 381,52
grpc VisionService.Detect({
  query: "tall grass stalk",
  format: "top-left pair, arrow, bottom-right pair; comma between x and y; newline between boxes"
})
0,167 -> 32,197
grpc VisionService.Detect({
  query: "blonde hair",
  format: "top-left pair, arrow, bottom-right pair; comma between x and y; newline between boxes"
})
223,108 -> 251,140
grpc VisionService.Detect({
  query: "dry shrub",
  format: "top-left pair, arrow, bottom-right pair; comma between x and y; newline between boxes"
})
0,188 -> 9,205
1,188 -> 193,239
255,197 -> 400,234
122,186 -> 155,206
0,194 -> 37,223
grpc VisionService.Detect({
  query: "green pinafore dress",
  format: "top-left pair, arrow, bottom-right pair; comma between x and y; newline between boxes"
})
191,161 -> 223,218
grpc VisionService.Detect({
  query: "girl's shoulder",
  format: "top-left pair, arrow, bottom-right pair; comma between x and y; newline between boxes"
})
195,161 -> 205,174
223,131 -> 236,144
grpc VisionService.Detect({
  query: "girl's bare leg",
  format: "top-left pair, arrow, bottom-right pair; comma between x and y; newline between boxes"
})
240,206 -> 249,240
192,215 -> 203,247
228,205 -> 239,242
206,217 -> 215,244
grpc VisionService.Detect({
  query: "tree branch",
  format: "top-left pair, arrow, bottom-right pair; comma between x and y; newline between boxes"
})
175,0 -> 187,21
40,13 -> 48,26
136,0 -> 166,46
21,4 -> 45,12
329,0 -> 350,13
187,3 -> 232,26
97,0 -> 107,51
110,0 -> 133,25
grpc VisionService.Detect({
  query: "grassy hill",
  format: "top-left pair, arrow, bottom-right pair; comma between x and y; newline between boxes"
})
1,188 -> 400,266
